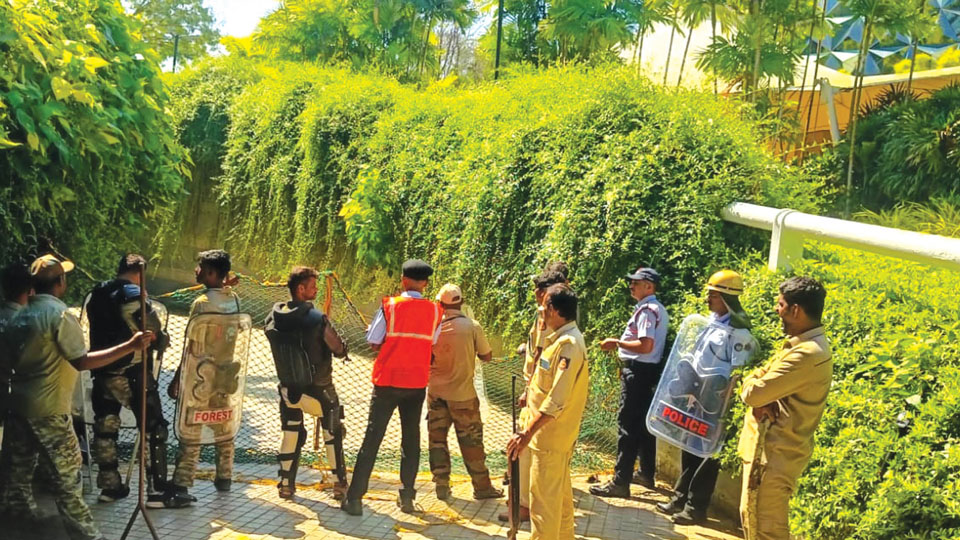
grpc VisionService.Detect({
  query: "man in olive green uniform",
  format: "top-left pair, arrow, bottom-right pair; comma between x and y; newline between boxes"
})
2,254 -> 154,540
427,284 -> 501,501
507,284 -> 589,540
738,276 -> 832,540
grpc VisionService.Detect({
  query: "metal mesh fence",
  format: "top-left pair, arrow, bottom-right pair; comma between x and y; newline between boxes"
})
73,272 -> 618,479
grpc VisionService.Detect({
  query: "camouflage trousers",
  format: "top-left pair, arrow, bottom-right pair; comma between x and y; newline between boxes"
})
172,423 -> 234,488
1,414 -> 101,540
91,370 -> 168,491
427,394 -> 494,492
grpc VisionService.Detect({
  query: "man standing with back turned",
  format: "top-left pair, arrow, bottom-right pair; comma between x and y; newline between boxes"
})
739,277 -> 832,540
427,283 -> 501,501
341,259 -> 443,516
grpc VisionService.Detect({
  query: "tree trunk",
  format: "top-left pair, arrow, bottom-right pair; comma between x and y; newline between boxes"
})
664,24 -> 676,86
844,20 -> 872,218
750,0 -> 763,100
712,3 -> 717,95
637,30 -> 646,76
677,25 -> 693,88
418,15 -> 433,78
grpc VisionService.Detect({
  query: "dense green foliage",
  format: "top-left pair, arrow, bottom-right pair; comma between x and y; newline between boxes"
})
253,0 -> 477,82
823,84 -> 960,208
855,197 -> 960,237
125,0 -> 219,65
0,0 -> 187,271
168,58 -> 820,341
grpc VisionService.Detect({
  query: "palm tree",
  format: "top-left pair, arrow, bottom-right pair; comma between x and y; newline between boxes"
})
840,0 -> 916,216
662,0 -> 683,85
621,0 -> 670,75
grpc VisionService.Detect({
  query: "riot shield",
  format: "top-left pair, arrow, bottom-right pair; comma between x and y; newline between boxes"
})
174,312 -> 252,445
646,314 -> 758,457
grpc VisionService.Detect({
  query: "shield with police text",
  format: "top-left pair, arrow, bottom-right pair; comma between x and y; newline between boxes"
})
175,312 -> 253,445
646,314 -> 758,457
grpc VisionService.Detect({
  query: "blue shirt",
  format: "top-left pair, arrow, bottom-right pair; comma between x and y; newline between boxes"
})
365,291 -> 442,346
618,295 -> 669,365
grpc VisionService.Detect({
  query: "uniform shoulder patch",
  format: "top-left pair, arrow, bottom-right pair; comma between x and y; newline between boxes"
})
559,356 -> 571,370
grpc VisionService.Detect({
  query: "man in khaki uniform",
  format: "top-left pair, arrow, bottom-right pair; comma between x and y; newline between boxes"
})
738,276 -> 832,540
500,268 -> 568,523
427,284 -> 502,500
507,284 -> 588,540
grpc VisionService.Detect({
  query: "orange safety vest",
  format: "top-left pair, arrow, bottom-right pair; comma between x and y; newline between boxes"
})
372,295 -> 443,388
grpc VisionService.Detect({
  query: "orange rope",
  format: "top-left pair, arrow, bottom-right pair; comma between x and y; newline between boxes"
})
324,274 -> 334,316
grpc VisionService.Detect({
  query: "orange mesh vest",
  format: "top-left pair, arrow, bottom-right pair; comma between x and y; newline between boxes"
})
372,295 -> 443,388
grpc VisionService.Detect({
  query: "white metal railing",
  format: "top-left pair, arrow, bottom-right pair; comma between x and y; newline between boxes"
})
721,202 -> 960,272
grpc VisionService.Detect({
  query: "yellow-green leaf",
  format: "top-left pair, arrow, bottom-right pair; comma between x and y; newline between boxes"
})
27,132 -> 39,151
100,131 -> 121,145
84,56 -> 109,73
0,137 -> 21,148
51,77 -> 72,101
72,90 -> 94,106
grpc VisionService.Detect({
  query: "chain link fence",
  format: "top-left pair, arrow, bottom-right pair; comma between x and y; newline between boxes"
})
72,272 -> 617,482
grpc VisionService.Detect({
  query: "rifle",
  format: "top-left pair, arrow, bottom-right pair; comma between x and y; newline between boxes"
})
507,375 -> 521,540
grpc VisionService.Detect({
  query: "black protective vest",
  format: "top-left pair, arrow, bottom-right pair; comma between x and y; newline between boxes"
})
265,302 -> 333,387
86,279 -> 135,374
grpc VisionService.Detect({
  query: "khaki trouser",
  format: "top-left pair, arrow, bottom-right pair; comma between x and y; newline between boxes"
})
529,447 -> 575,540
740,459 -> 797,540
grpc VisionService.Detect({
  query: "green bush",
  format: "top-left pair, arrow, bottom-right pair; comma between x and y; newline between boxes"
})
671,244 -> 960,539
822,83 -> 960,209
0,0 -> 187,271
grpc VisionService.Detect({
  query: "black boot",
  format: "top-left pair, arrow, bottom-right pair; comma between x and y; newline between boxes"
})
589,481 -> 631,499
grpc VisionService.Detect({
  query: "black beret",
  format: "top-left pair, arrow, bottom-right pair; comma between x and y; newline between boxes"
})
402,259 -> 433,280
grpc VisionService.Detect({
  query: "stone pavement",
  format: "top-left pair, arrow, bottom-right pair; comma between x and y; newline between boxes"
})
8,463 -> 742,540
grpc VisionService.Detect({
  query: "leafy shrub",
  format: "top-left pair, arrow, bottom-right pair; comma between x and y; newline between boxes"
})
0,0 -> 187,271
821,83 -> 960,208
171,60 -> 821,344
854,197 -> 960,238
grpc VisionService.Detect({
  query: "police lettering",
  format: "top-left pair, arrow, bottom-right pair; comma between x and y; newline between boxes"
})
660,404 -> 712,438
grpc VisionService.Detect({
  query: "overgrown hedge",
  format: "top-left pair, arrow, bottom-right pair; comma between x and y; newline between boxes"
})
677,245 -> 960,539
0,0 -> 187,271
169,59 -> 821,342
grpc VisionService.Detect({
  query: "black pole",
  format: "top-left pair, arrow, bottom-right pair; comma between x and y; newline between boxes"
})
120,262 -> 160,540
172,34 -> 180,74
494,0 -> 505,80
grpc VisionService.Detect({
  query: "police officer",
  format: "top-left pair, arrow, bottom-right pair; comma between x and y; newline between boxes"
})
657,270 -> 754,525
507,284 -> 589,540
739,276 -> 831,540
86,253 -> 170,506
498,268 -> 567,524
591,266 -> 668,497
341,259 -> 443,516
3,254 -> 154,540
0,262 -> 31,449
265,266 -> 349,500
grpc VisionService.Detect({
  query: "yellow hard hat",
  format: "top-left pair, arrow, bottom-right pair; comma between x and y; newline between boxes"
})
706,270 -> 744,296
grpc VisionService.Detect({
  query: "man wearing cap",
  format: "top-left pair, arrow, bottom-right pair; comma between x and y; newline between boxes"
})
427,283 -> 501,501
341,259 -> 443,516
1,255 -> 154,540
507,284 -> 589,540
591,267 -> 668,498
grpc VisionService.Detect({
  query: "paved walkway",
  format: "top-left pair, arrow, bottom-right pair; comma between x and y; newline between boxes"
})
8,464 -> 741,540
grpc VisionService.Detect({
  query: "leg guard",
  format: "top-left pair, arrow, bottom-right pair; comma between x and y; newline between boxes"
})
148,423 -> 168,490
278,395 -> 307,489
